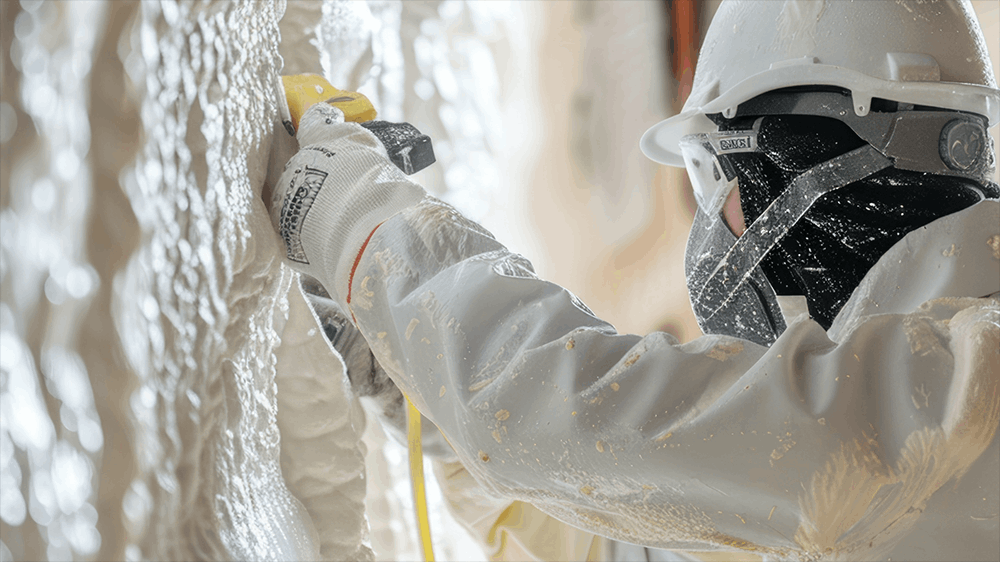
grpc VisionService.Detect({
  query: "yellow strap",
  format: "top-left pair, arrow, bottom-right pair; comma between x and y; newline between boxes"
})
407,395 -> 436,562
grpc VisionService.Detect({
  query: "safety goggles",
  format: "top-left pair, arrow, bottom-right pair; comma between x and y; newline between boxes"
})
679,90 -> 995,218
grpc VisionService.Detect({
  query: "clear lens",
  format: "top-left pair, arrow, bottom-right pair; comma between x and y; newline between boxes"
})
679,134 -> 739,218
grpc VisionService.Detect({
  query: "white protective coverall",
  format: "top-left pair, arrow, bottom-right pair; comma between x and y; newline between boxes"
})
271,102 -> 1000,561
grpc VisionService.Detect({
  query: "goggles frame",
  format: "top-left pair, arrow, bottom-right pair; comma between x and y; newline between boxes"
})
679,90 -> 995,218
735,90 -> 993,180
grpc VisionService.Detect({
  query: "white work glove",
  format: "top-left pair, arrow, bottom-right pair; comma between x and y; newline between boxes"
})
269,102 -> 425,308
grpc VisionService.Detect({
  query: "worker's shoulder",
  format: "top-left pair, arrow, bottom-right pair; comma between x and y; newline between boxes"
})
828,199 -> 1000,341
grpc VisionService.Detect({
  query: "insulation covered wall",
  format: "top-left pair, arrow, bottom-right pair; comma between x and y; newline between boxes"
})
1,1 -> 354,559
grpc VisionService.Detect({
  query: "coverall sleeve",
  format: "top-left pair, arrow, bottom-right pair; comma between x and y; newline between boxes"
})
432,458 -> 610,562
338,197 -> 1000,559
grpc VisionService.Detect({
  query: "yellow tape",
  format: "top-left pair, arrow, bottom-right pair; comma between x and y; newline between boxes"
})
407,395 -> 436,562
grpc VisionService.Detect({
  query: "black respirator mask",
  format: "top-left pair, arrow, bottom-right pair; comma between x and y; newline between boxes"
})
682,89 -> 999,347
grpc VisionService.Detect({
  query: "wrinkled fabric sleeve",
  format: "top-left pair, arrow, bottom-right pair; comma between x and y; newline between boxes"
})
331,196 -> 1000,559
432,459 -> 609,562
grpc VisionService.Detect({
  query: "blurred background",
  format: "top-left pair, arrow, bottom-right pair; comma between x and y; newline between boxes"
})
1,1 -> 997,561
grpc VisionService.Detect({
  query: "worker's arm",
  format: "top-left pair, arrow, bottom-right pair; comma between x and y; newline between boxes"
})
340,196 -> 998,558
271,113 -> 1000,559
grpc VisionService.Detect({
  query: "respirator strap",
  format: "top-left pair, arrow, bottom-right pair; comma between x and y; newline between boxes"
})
693,145 -> 893,321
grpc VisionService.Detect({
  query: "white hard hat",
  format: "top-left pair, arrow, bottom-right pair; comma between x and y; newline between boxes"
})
642,0 -> 1000,167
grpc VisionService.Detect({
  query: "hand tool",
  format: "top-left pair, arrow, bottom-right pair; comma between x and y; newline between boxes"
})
278,74 -> 436,175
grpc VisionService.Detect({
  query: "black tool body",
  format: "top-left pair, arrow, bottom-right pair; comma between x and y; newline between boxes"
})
360,121 -> 436,175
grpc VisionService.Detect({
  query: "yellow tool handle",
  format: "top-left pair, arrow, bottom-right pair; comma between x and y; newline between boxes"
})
407,395 -> 436,562
279,74 -> 377,132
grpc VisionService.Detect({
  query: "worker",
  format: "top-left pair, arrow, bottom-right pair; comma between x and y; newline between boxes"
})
268,1 -> 1000,560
